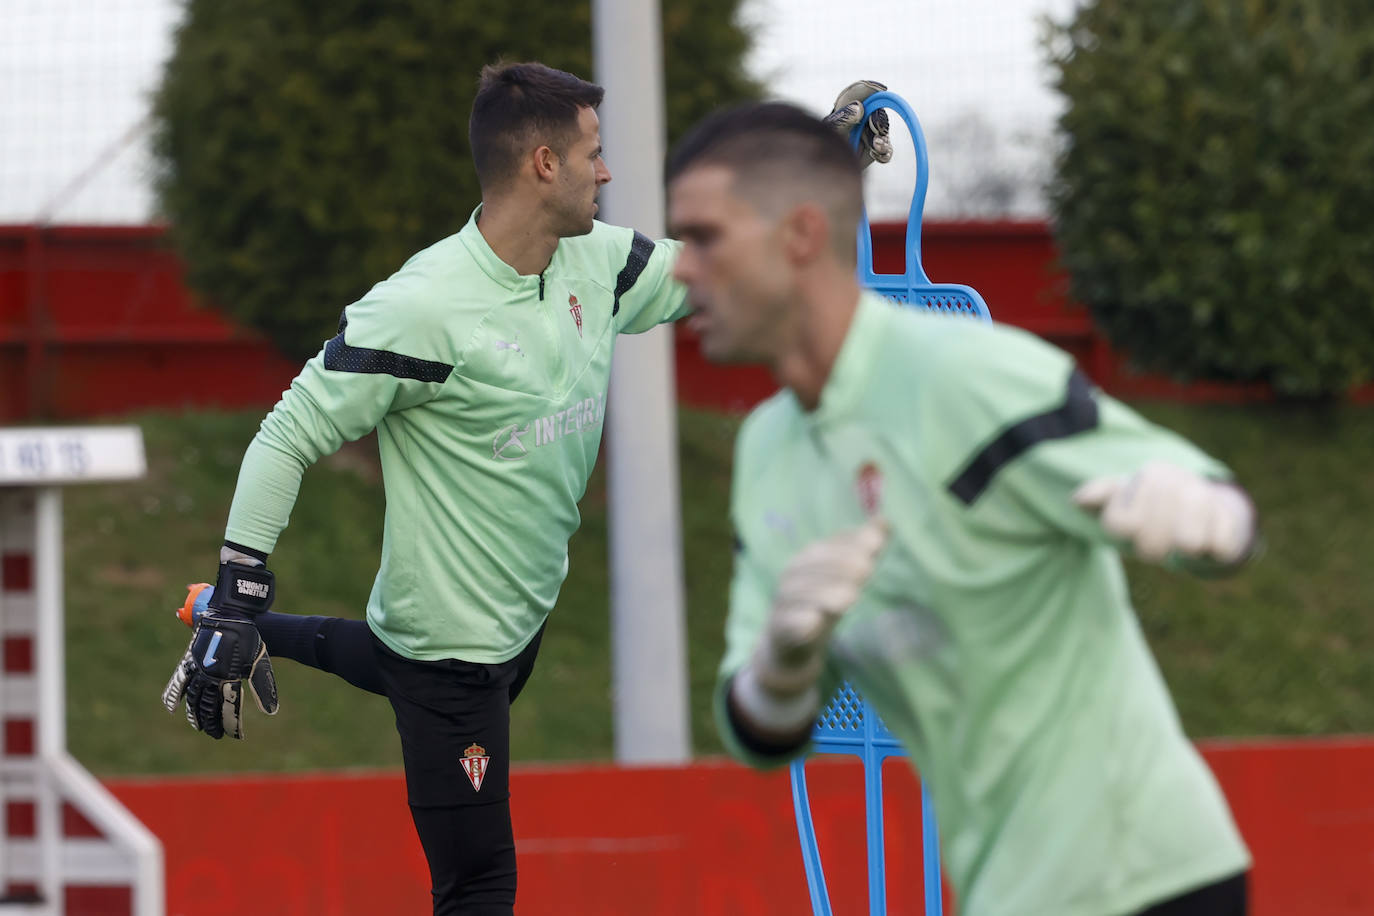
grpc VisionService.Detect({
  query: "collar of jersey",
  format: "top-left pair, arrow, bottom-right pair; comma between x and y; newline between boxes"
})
804,291 -> 887,427
459,205 -> 547,291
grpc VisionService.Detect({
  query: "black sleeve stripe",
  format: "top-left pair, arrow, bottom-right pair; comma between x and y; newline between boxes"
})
611,231 -> 656,317
947,369 -> 1099,506
725,674 -> 813,759
223,540 -> 268,563
322,316 -> 453,383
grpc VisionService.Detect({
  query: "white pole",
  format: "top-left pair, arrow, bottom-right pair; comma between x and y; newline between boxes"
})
35,488 -> 64,913
35,489 -> 64,757
593,0 -> 691,764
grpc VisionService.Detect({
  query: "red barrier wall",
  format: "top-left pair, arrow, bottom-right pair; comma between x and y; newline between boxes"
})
0,226 -> 300,421
8,222 -> 1361,422
106,738 -> 1374,916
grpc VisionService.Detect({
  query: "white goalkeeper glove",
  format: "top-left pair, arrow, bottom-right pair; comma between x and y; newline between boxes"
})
1072,462 -> 1257,565
823,80 -> 894,169
732,517 -> 889,735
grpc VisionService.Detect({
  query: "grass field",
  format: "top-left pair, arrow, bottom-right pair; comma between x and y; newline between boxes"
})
60,401 -> 1373,776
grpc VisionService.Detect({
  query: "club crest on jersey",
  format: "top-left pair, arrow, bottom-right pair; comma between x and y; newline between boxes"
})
855,461 -> 884,517
568,294 -> 583,338
460,743 -> 491,792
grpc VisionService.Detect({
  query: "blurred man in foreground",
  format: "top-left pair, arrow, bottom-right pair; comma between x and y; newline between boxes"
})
668,101 -> 1255,916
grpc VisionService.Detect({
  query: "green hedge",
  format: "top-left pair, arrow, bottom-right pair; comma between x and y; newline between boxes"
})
152,0 -> 759,361
1047,0 -> 1374,397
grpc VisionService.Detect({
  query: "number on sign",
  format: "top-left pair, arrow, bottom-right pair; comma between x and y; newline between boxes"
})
58,439 -> 89,475
17,442 -> 49,474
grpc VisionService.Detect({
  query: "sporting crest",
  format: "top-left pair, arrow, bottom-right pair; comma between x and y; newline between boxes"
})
568,294 -> 584,338
855,461 -> 884,517
460,743 -> 491,792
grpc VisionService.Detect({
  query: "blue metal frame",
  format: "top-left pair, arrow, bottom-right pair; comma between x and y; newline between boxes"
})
852,91 -> 992,322
790,685 -> 943,916
789,91 -> 993,916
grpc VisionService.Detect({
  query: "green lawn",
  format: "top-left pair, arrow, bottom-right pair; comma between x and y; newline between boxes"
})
59,401 -> 1373,776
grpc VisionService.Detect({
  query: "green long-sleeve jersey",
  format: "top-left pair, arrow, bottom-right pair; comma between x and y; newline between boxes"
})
716,293 -> 1249,916
224,208 -> 686,662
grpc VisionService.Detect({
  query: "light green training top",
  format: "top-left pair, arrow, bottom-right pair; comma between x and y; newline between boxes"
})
224,209 -> 686,663
716,293 -> 1250,916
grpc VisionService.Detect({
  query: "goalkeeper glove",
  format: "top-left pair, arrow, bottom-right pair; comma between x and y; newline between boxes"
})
1072,462 -> 1258,565
823,80 -> 894,169
161,551 -> 279,739
732,517 -> 888,736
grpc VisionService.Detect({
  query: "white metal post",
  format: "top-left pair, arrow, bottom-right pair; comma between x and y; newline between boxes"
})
594,0 -> 691,764
34,489 -> 64,758
35,488 -> 63,915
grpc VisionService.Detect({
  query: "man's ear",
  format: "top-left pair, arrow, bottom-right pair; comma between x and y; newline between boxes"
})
781,202 -> 830,265
532,145 -> 559,183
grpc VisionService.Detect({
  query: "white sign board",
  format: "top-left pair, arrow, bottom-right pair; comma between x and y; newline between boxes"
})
0,426 -> 146,485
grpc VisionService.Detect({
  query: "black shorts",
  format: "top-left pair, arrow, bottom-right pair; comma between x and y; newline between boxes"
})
1139,872 -> 1248,916
371,625 -> 544,808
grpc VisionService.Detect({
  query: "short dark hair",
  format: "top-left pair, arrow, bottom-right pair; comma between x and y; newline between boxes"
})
469,62 -> 605,190
667,102 -> 864,257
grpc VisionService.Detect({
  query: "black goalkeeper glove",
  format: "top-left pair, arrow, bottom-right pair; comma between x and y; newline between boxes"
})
161,558 -> 279,739
822,80 -> 894,169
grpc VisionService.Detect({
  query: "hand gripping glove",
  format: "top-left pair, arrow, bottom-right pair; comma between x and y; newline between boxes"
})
161,557 -> 279,739
822,80 -> 894,169
1072,462 -> 1258,565
733,518 -> 889,733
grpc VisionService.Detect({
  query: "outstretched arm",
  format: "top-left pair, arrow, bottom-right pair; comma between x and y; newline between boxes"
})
929,323 -> 1259,574
1071,462 -> 1258,571
162,275 -> 451,739
623,78 -> 895,335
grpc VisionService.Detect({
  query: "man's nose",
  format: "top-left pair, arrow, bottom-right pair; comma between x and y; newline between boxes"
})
597,161 -> 612,185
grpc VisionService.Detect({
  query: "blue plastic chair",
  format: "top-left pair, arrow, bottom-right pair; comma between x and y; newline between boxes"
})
789,91 -> 992,916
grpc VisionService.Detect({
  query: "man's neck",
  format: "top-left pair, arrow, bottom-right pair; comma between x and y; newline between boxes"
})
476,195 -> 560,277
772,275 -> 863,412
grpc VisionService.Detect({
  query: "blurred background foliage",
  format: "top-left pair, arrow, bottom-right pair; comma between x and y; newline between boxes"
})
1047,0 -> 1374,398
152,0 -> 759,360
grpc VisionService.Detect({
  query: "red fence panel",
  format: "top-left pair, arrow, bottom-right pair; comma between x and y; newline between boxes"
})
0,225 -> 298,421
107,738 -> 1374,916
3,223 -> 1369,420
